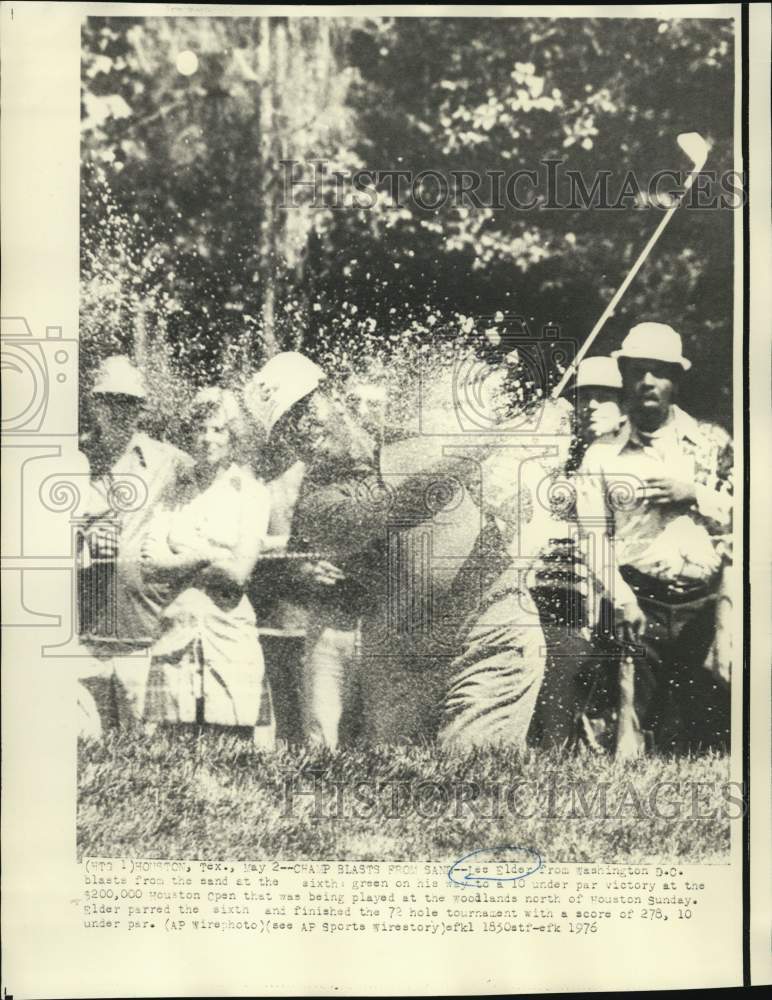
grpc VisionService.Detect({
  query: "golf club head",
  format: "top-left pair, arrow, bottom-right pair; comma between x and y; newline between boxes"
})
677,131 -> 709,172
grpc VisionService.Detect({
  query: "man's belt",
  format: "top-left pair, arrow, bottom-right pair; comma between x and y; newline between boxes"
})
620,566 -> 720,605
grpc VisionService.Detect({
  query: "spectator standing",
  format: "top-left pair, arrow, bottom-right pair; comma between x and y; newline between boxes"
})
532,356 -> 625,749
577,323 -> 732,752
77,355 -> 193,732
263,356 -> 377,750
141,389 -> 275,746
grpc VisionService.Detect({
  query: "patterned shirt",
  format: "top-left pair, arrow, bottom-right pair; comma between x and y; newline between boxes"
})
576,405 -> 733,603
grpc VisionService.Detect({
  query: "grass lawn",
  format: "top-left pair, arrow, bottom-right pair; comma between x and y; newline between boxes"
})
78,730 -> 733,863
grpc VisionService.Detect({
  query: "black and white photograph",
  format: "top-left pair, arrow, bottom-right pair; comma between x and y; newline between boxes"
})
71,9 -> 741,866
6,2 -> 772,995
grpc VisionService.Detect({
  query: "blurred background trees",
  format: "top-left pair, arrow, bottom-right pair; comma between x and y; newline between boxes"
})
80,14 -> 736,426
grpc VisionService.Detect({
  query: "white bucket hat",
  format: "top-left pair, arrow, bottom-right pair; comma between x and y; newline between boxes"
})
573,356 -> 622,391
612,323 -> 691,371
91,354 -> 147,398
242,352 -> 326,435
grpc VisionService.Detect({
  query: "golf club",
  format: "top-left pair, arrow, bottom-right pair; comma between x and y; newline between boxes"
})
552,131 -> 710,398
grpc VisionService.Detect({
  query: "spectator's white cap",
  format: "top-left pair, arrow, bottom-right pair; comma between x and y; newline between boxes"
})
574,356 -> 622,391
242,352 -> 326,434
91,354 -> 147,398
613,323 -> 691,371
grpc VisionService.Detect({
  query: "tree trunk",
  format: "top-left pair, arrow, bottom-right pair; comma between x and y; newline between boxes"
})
256,18 -> 279,358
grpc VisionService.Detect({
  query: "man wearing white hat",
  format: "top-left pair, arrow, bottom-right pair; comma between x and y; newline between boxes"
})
576,323 -> 733,752
78,354 -> 193,730
243,352 -> 379,748
572,355 -> 624,454
242,351 -> 329,445
528,357 -> 623,751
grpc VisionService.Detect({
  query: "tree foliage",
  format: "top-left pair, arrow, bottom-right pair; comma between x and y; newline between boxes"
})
80,14 -> 736,425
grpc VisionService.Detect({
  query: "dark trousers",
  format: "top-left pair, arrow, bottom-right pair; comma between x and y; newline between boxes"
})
622,568 -> 729,754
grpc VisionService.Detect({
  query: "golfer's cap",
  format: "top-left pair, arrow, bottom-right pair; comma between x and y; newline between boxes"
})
613,323 -> 691,371
242,352 -> 326,434
91,355 -> 147,398
573,356 -> 622,391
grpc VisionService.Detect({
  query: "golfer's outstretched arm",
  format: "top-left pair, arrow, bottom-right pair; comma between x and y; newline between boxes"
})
378,435 -> 496,488
295,440 -> 495,555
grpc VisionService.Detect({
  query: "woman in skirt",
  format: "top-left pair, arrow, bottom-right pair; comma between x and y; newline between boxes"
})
140,388 -> 275,746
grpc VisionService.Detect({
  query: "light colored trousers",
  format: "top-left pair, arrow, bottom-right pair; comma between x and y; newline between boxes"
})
301,613 -> 361,751
77,641 -> 153,737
